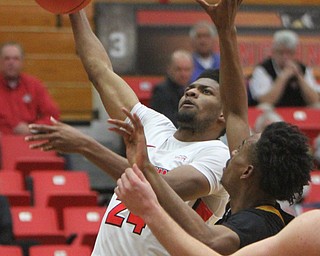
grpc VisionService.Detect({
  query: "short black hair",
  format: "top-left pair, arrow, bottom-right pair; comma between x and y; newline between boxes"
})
196,69 -> 220,84
254,122 -> 313,204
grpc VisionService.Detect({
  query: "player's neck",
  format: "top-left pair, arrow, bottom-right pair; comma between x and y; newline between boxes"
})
230,192 -> 276,214
174,128 -> 221,142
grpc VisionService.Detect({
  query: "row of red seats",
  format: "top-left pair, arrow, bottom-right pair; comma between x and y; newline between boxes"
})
0,170 -> 104,250
0,170 -> 97,202
10,205 -> 105,250
31,170 -> 98,229
0,135 -> 65,177
0,133 -> 101,221
0,244 -> 91,256
0,170 -> 100,226
0,135 -> 105,251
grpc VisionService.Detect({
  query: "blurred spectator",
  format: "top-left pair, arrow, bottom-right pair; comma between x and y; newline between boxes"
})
150,49 -> 193,127
248,30 -> 320,107
0,41 -> 60,135
189,21 -> 220,82
253,108 -> 284,133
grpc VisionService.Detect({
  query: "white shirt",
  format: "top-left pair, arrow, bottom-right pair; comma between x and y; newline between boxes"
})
91,103 -> 230,256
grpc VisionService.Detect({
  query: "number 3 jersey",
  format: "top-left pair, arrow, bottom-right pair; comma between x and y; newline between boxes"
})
91,103 -> 230,256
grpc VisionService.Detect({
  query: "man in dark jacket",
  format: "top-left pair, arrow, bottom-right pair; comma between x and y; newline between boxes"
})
150,49 -> 193,127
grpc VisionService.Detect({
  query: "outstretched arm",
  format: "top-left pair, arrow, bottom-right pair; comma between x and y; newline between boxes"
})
197,0 -> 249,152
26,118 -> 129,181
116,165 -> 221,256
69,10 -> 139,120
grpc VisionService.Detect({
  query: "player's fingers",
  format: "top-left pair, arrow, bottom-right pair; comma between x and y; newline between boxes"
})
108,119 -> 134,133
28,142 -> 48,149
132,163 -> 147,182
132,113 -> 144,133
122,108 -> 142,132
108,127 -> 131,141
195,0 -> 210,10
41,142 -> 56,151
28,124 -> 56,133
25,132 -> 55,142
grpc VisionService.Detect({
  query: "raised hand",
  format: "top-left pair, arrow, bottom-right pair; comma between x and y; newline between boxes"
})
108,108 -> 151,171
25,117 -> 89,153
286,60 -> 303,76
115,164 -> 159,219
196,0 -> 242,31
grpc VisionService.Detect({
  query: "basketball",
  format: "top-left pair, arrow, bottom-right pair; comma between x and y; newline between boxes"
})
35,0 -> 91,14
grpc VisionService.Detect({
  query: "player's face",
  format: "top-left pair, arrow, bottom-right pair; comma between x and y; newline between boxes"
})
168,57 -> 193,87
192,27 -> 215,57
0,45 -> 23,80
221,134 -> 261,194
272,45 -> 295,69
177,78 -> 222,130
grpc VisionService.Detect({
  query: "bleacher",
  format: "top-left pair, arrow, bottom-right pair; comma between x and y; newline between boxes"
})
0,134 -> 102,254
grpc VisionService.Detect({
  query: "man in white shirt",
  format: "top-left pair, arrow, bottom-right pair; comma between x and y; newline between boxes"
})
249,30 -> 319,107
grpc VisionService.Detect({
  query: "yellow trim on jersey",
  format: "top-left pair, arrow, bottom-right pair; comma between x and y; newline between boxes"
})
255,205 -> 285,225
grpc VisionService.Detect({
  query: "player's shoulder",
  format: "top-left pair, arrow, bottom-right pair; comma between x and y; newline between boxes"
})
295,210 -> 320,226
197,139 -> 229,152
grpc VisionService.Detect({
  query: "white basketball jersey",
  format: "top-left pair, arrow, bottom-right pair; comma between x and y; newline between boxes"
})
91,103 -> 230,256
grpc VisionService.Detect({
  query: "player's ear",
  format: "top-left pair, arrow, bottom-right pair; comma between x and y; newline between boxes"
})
240,165 -> 254,179
218,112 -> 225,124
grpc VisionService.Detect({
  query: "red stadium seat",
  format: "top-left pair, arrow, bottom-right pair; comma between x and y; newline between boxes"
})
0,135 -> 65,177
0,171 -> 31,206
11,207 -> 66,244
275,108 -> 320,144
0,245 -> 23,256
14,156 -> 65,177
123,76 -> 163,106
248,107 -> 263,130
63,207 -> 106,249
29,245 -> 91,256
30,170 -> 98,229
